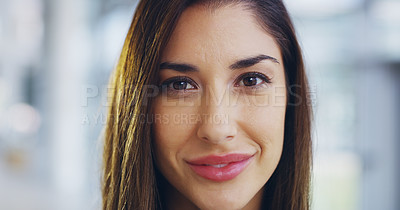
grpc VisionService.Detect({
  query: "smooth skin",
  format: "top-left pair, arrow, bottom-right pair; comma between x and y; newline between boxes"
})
152,3 -> 287,210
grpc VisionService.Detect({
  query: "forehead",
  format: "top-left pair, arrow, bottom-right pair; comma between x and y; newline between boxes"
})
161,3 -> 282,65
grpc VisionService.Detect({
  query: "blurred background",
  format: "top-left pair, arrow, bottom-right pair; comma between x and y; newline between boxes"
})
0,0 -> 399,209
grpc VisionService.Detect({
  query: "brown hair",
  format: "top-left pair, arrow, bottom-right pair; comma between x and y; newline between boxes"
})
102,0 -> 312,209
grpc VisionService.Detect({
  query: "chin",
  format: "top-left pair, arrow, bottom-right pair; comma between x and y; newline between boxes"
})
196,202 -> 247,210
193,194 -> 252,210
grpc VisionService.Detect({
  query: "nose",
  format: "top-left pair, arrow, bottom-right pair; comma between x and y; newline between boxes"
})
196,87 -> 237,144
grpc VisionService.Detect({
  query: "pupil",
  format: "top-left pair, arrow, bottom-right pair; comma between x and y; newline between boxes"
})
173,81 -> 187,90
243,77 -> 257,86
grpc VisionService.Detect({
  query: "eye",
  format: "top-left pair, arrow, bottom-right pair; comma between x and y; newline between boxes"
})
171,80 -> 195,90
160,76 -> 198,91
234,72 -> 271,87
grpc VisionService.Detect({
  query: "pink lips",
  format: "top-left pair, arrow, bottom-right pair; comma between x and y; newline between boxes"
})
186,153 -> 254,182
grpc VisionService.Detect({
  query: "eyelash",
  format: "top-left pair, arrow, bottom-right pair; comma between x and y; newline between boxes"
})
160,76 -> 198,95
159,72 -> 272,95
234,72 -> 272,89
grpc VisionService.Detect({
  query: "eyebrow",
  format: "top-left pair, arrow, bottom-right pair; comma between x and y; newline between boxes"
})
159,54 -> 279,72
229,54 -> 280,69
159,62 -> 198,72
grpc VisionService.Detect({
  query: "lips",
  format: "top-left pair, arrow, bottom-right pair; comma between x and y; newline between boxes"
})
186,153 -> 254,182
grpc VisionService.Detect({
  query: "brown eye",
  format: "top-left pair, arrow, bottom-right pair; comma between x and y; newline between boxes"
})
235,72 -> 271,87
242,77 -> 259,86
173,81 -> 190,90
161,76 -> 197,91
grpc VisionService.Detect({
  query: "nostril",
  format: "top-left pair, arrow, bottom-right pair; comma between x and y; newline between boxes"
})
196,120 -> 237,144
201,136 -> 209,141
200,135 -> 234,143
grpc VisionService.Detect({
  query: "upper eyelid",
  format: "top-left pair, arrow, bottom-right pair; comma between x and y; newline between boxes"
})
234,72 -> 272,83
160,76 -> 199,88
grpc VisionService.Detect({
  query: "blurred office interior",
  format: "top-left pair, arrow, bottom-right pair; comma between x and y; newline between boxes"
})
0,0 -> 399,209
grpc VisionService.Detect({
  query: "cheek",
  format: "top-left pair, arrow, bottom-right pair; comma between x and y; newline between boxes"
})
241,104 -> 286,167
152,102 -> 197,166
255,107 -> 286,139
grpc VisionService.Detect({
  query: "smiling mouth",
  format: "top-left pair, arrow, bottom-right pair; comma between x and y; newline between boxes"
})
186,153 -> 254,182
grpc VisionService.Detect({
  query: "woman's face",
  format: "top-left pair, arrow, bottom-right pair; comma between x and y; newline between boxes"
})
152,3 -> 287,210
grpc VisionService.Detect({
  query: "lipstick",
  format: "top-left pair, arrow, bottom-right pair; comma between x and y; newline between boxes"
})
186,153 -> 254,182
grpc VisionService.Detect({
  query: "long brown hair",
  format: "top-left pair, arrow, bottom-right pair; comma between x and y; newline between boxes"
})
102,0 -> 312,209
